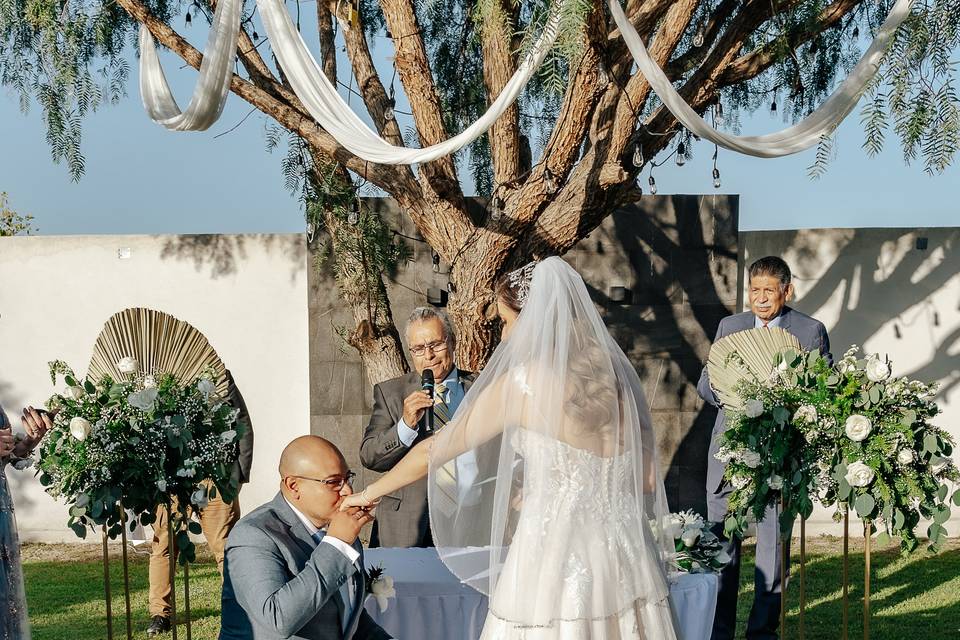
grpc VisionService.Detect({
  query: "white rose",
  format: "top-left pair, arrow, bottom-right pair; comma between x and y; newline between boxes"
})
128,388 -> 159,411
731,475 -> 751,490
663,515 -> 684,540
897,449 -> 915,466
370,575 -> 396,613
157,479 -> 167,492
63,386 -> 84,401
715,550 -> 731,565
69,417 -> 92,441
845,461 -> 875,488
680,528 -> 701,548
794,405 -> 818,424
117,356 -> 139,374
767,474 -> 784,490
220,430 -> 237,444
865,357 -> 891,382
740,450 -> 762,469
197,378 -> 216,398
191,487 -> 209,510
714,447 -> 736,463
744,399 -> 765,418
143,375 -> 157,389
844,414 -> 872,442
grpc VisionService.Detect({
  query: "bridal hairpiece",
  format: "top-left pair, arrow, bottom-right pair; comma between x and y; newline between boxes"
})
508,262 -> 538,307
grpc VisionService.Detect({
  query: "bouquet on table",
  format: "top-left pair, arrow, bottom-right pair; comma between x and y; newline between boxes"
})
713,329 -> 959,552
37,357 -> 245,561
653,510 -> 731,574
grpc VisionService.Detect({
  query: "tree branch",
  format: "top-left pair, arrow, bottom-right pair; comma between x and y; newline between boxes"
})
481,0 -> 522,185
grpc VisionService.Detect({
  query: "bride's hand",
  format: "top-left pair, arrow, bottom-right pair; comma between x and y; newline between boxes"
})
339,489 -> 380,511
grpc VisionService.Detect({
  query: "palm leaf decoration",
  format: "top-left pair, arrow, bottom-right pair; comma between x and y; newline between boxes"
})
87,307 -> 228,395
707,327 -> 801,410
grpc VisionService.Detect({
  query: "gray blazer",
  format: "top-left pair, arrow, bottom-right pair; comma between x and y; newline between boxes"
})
359,370 -> 474,548
219,493 -> 391,640
697,307 -> 833,494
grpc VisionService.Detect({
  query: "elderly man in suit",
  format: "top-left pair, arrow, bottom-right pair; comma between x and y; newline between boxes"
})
219,436 -> 391,640
698,256 -> 833,640
360,307 -> 475,547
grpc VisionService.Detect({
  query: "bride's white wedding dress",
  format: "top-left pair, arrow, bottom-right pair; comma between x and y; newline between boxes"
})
479,429 -> 679,640
427,258 -> 681,640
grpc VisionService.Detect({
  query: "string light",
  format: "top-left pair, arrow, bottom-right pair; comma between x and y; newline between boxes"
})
348,197 -> 360,225
852,26 -> 860,39
446,281 -> 456,294
648,174 -> 657,195
632,145 -> 644,168
597,60 -> 610,87
714,102 -> 724,127
252,29 -> 259,40
185,10 -> 192,25
490,193 -> 504,221
675,142 -> 687,167
712,144 -> 721,189
693,24 -> 705,48
770,98 -> 778,113
432,251 -> 441,273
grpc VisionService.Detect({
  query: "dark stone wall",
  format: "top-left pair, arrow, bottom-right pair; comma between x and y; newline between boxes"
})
309,195 -> 739,516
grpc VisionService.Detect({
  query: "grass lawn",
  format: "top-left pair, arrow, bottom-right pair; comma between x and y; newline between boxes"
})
23,536 -> 960,639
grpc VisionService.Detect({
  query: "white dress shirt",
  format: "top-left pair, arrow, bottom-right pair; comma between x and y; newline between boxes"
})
754,313 -> 783,329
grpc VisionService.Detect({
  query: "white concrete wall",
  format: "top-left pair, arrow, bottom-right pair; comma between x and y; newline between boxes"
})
743,228 -> 960,534
0,234 -> 310,542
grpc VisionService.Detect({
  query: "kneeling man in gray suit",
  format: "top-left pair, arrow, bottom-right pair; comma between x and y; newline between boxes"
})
220,436 -> 391,640
698,256 -> 832,640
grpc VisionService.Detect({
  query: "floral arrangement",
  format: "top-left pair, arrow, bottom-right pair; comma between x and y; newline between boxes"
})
653,510 -> 731,573
364,563 -> 396,612
36,358 -> 246,562
718,345 -> 959,552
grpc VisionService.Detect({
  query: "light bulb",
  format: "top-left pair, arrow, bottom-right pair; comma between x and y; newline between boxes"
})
675,143 -> 686,167
632,145 -> 644,168
693,26 -> 705,48
648,175 -> 657,195
252,30 -> 259,41
712,167 -> 721,189
384,107 -> 395,121
852,26 -> 860,39
543,168 -> 557,194
432,252 -> 441,273
597,61 -> 610,87
770,99 -> 777,112
185,11 -> 192,25
490,194 -> 504,221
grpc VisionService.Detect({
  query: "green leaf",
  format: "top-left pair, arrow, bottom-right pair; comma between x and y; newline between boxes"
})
901,409 -> 917,427
826,374 -> 840,386
938,484 -> 949,502
65,375 -> 77,387
68,505 -> 87,518
83,379 -> 96,394
934,506 -> 951,525
875,532 -> 892,547
952,490 -> 960,508
855,493 -> 876,518
838,478 -> 852,501
923,433 -> 939,455
70,522 -> 88,539
869,385 -> 881,404
773,406 -> 790,425
893,509 -> 906,530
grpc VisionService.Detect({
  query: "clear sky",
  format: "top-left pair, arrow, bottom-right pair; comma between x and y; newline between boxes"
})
1,31 -> 957,236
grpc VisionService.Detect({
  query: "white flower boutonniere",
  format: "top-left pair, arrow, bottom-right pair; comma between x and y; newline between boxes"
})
365,564 -> 396,612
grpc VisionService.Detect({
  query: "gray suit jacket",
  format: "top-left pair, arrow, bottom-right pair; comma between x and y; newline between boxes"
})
219,493 -> 391,640
359,370 -> 474,548
697,307 -> 833,494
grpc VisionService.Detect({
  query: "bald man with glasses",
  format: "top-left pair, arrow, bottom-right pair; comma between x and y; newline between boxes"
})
359,307 -> 475,548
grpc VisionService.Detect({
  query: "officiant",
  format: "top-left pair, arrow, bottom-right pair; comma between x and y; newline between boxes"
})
697,256 -> 832,640
359,307 -> 475,548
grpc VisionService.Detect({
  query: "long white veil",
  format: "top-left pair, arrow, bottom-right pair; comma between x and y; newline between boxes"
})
428,257 -> 674,627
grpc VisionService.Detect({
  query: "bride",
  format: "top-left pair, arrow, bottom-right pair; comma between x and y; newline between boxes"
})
342,257 -> 681,639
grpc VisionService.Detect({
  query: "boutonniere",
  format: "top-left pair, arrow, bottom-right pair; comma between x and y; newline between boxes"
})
364,563 -> 396,612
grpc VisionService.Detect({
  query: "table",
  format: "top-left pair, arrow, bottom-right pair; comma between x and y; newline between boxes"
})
364,548 -> 718,639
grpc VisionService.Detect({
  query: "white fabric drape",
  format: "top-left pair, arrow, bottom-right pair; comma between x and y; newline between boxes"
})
254,0 -> 561,164
609,0 -> 913,158
139,0 -> 243,131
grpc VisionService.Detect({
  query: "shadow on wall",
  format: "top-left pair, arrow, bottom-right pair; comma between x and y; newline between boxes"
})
744,228 -> 960,401
159,234 -> 307,282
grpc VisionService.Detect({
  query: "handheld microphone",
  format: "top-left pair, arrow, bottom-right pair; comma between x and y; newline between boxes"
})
420,369 -> 435,433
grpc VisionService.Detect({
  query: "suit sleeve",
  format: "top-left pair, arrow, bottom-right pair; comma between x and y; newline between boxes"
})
225,525 -> 360,637
360,383 -> 413,472
817,322 -> 834,366
697,320 -> 724,407
226,372 -> 254,485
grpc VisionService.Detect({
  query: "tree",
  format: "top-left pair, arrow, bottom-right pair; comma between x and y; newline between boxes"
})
0,192 -> 35,236
2,0 -> 957,383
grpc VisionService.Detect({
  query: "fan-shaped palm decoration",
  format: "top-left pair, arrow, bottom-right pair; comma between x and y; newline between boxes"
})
707,327 -> 801,410
87,307 -> 228,395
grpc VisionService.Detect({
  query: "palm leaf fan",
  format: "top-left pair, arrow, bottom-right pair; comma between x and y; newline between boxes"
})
87,307 -> 228,395
706,327 -> 801,410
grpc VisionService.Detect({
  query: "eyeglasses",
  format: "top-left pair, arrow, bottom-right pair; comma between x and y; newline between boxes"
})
290,471 -> 356,492
409,340 -> 449,357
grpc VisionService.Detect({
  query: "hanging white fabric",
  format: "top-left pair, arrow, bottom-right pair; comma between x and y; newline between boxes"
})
139,0 -> 243,131
609,0 -> 913,158
254,0 -> 561,164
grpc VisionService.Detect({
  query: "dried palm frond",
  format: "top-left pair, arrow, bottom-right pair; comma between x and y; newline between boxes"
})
707,327 -> 801,410
87,308 -> 227,394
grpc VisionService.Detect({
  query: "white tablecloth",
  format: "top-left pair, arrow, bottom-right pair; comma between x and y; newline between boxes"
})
364,548 -> 718,640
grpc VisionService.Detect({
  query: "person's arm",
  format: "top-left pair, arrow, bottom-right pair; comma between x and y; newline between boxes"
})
818,323 -> 833,366
697,321 -> 724,407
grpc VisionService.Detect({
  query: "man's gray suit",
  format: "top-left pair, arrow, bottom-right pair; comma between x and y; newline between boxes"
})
697,307 -> 832,640
219,493 -> 391,640
359,370 -> 474,548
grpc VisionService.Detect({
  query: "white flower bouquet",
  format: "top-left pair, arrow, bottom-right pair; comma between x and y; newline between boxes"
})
653,510 -> 731,574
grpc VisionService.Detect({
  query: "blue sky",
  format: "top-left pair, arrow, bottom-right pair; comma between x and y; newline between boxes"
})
1,28 -> 957,235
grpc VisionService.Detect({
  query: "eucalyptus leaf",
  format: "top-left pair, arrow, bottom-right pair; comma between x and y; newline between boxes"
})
854,493 -> 876,518
875,531 -> 892,547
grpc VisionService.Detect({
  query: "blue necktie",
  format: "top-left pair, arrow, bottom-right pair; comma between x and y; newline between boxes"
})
311,531 -> 324,545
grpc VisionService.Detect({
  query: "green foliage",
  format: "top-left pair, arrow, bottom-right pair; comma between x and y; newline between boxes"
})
0,191 -> 35,235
